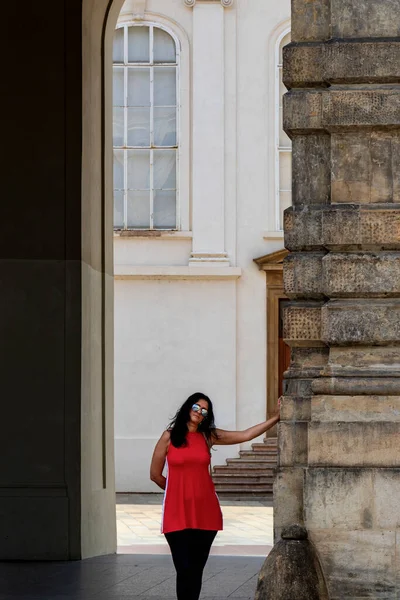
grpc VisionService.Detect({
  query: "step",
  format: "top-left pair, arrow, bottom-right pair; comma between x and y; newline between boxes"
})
214,489 -> 273,496
212,475 -> 273,485
228,457 -> 276,466
214,483 -> 273,493
239,451 -> 277,460
213,466 -> 275,475
263,437 -> 278,446
251,444 -> 278,453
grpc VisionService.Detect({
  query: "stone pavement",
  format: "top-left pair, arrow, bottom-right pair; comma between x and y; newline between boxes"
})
1,495 -> 273,599
117,493 -> 274,557
0,554 -> 265,599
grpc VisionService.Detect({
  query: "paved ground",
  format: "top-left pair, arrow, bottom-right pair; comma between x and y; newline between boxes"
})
117,494 -> 274,557
1,495 -> 273,599
0,554 -> 265,599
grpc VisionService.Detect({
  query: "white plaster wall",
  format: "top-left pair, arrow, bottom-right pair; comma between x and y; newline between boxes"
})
113,0 -> 290,491
114,279 -> 238,491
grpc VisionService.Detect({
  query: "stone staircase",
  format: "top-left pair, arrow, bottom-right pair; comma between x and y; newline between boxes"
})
212,437 -> 277,496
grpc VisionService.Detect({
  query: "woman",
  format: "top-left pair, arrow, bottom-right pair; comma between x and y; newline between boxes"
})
150,392 -> 281,600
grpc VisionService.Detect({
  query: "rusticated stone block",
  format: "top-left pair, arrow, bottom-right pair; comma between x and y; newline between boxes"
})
308,422 -> 400,466
292,135 -> 331,205
274,467 -> 305,539
324,345 -> 400,377
284,90 -> 324,133
331,0 -> 400,39
291,0 -> 330,43
310,528 -> 396,599
284,41 -> 400,88
278,422 -> 308,467
312,395 -> 400,422
281,395 -> 311,422
284,206 -> 324,252
331,132 -> 400,203
323,252 -> 400,298
321,299 -> 400,345
284,304 -> 324,347
286,205 -> 400,251
312,376 -> 400,396
285,89 -> 400,133
283,252 -> 325,299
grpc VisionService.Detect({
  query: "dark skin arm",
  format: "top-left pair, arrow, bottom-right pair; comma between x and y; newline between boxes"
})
149,430 -> 170,490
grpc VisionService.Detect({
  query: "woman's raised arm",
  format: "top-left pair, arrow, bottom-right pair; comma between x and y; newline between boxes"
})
150,430 -> 170,490
212,410 -> 280,446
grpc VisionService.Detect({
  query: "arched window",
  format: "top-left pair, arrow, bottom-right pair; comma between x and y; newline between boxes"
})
113,24 -> 179,230
276,30 -> 291,231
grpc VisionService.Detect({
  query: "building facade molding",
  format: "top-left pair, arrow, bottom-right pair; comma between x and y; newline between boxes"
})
184,0 -> 234,8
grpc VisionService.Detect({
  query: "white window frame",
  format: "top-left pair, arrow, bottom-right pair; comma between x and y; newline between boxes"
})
275,28 -> 292,232
113,18 -> 189,232
263,20 -> 291,240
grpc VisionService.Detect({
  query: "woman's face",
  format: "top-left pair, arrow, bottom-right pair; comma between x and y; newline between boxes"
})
189,398 -> 209,428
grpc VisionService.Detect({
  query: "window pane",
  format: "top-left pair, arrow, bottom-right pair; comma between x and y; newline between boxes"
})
114,190 -> 124,228
113,107 -> 124,146
154,107 -> 176,146
154,190 -> 176,229
128,68 -> 150,106
279,191 -> 292,230
154,150 -> 176,189
113,27 -> 124,63
113,150 -> 124,189
279,32 -> 291,63
113,68 -> 124,106
154,67 -> 176,106
127,191 -> 150,228
128,26 -> 150,63
279,151 -> 292,191
127,108 -> 150,146
127,150 -> 150,189
154,28 -> 176,63
279,107 -> 291,147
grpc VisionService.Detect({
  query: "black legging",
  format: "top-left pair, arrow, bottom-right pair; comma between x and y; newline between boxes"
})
165,529 -> 217,600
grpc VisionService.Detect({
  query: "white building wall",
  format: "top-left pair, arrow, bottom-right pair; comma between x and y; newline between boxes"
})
114,0 -> 290,492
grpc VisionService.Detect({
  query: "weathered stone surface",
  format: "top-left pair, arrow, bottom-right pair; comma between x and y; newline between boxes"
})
323,253 -> 400,298
306,468 -> 400,530
273,468 -> 305,540
310,529 -> 396,599
321,299 -> 400,345
312,395 -> 400,422
322,345 -> 400,377
284,41 -> 400,88
291,0 -> 330,43
313,376 -> 400,395
285,89 -> 400,134
283,252 -> 325,299
255,528 -> 329,600
281,395 -> 311,422
285,205 -> 400,252
331,132 -> 400,204
292,134 -> 331,205
283,304 -> 324,347
331,0 -> 400,39
278,422 -> 308,467
308,422 -> 400,466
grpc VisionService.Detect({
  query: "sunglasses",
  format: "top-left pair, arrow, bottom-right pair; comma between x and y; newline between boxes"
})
192,403 -> 208,417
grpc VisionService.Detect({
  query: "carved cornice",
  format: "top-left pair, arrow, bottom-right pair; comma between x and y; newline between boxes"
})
184,0 -> 234,7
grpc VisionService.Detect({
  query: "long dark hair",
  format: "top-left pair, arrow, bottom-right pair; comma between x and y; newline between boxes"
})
169,392 -> 218,448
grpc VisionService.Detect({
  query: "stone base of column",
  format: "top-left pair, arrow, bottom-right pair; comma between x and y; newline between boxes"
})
255,525 -> 329,600
188,252 -> 230,267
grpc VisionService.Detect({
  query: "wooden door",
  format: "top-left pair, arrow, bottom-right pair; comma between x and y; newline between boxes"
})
278,299 -> 291,397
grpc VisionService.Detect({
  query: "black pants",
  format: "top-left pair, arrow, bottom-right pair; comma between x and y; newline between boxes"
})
165,529 -> 217,600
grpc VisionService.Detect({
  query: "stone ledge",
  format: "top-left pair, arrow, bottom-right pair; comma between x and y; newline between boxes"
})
284,40 -> 400,88
312,395 -> 400,422
284,89 -> 400,133
285,205 -> 400,251
114,266 -> 242,280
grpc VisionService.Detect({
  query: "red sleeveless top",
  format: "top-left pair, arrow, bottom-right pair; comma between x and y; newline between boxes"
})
161,431 -> 223,534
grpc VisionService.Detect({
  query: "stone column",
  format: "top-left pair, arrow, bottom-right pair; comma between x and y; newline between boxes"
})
258,1 -> 400,598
